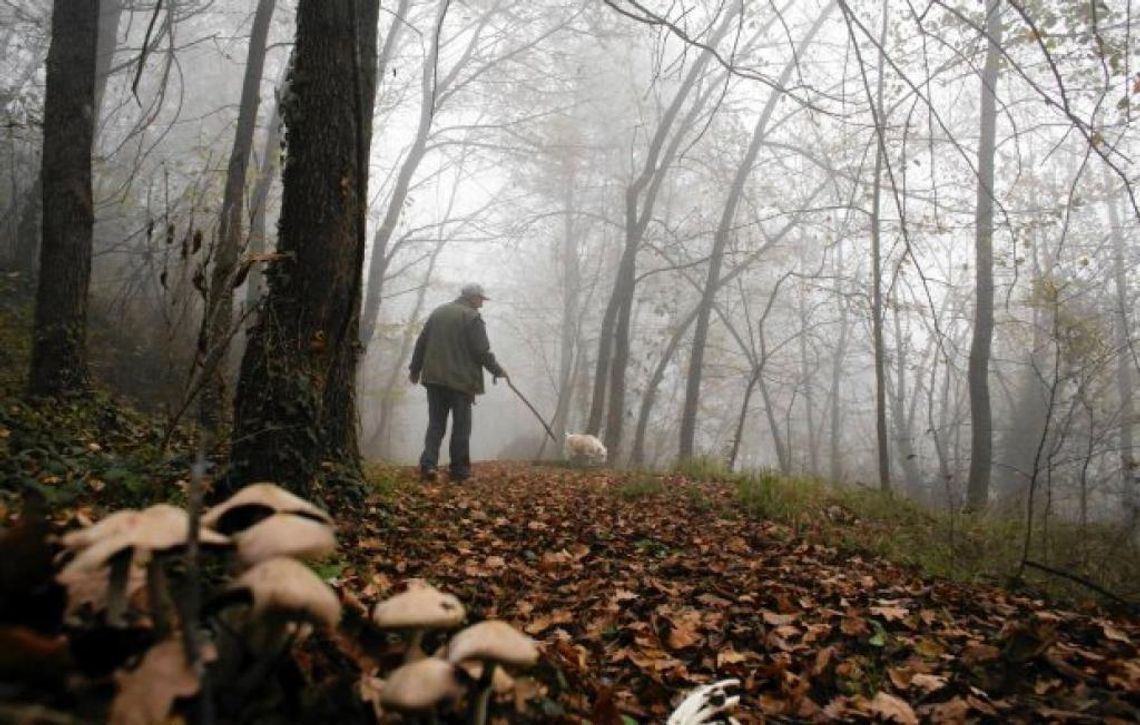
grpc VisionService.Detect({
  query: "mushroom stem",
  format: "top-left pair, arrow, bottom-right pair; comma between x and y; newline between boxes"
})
106,549 -> 133,627
146,556 -> 173,638
468,661 -> 497,725
406,628 -> 426,662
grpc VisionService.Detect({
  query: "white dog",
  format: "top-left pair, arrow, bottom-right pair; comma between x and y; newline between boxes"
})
565,433 -> 607,465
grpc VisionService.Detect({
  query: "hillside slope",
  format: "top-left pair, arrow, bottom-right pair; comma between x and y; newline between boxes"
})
332,461 -> 1140,722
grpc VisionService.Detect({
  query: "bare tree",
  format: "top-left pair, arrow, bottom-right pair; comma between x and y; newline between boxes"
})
966,0 -> 1002,512
677,1 -> 834,460
12,0 -> 120,280
587,3 -> 742,459
199,0 -> 278,429
1105,177 -> 1137,516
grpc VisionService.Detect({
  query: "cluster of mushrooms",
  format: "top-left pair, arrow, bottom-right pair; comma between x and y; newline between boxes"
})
362,587 -> 539,722
52,483 -> 541,724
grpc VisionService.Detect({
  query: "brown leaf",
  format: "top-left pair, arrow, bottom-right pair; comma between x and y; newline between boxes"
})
914,636 -> 945,658
1101,623 -> 1132,645
870,605 -> 909,623
910,673 -> 948,693
865,692 -> 918,725
841,616 -> 870,637
110,639 -> 217,725
716,648 -> 749,666
762,610 -> 797,626
960,642 -> 1000,665
667,622 -> 702,650
919,696 -> 969,722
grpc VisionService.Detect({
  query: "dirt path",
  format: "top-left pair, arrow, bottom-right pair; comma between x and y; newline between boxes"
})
334,461 -> 1139,723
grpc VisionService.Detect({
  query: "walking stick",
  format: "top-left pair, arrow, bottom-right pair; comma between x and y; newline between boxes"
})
504,378 -> 559,444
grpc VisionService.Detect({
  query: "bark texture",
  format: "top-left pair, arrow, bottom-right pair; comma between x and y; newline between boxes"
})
230,0 -> 378,493
28,0 -> 99,397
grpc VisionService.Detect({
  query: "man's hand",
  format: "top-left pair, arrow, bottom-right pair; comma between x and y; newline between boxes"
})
409,371 -> 420,385
495,368 -> 509,384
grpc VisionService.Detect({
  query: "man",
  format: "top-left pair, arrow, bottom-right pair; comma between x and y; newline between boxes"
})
409,283 -> 508,482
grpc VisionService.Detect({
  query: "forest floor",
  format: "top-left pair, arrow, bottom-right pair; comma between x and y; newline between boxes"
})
0,268 -> 1138,721
0,413 -> 1138,722
322,460 -> 1140,723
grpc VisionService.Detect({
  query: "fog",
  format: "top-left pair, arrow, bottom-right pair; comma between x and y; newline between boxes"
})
3,0 -> 1138,522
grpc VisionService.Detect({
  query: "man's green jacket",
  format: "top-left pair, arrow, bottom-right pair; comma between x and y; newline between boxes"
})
409,298 -> 505,397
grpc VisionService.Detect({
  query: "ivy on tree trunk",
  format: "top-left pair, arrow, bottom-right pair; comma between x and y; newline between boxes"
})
229,0 -> 378,495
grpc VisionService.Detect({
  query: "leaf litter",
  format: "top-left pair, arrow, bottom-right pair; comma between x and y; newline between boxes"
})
326,461 -> 1140,723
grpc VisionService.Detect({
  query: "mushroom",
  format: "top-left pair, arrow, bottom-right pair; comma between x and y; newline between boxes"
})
57,504 -> 229,630
445,620 -> 539,725
230,513 -> 336,568
371,584 -> 465,662
455,660 -> 516,695
378,657 -> 464,723
223,556 -> 341,656
203,483 -> 331,535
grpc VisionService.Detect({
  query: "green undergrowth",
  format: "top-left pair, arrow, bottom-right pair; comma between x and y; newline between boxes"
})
0,272 -> 33,394
614,471 -> 666,499
361,460 -> 404,500
660,456 -> 1138,607
727,468 -> 1139,609
0,389 -> 201,511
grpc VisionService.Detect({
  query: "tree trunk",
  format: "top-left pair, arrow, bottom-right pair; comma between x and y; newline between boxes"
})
14,0 -> 119,281
243,98 -> 283,315
229,0 -> 378,494
93,0 -> 124,124
759,370 -> 790,473
728,366 -> 761,470
359,0 -> 442,347
631,305 -> 700,466
588,5 -> 742,453
828,242 -> 850,484
1105,179 -> 1136,515
28,0 -> 99,397
678,3 -> 833,460
551,182 -> 582,442
370,242 -> 445,456
965,0 -> 1001,512
199,0 -> 278,429
890,290 -> 923,493
869,0 -> 891,493
797,275 -> 820,476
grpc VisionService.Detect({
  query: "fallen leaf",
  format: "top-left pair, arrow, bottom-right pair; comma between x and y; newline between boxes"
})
871,605 -> 909,623
864,692 -> 918,724
110,639 -> 217,725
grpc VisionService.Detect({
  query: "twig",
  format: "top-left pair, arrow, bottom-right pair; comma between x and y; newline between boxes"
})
1022,559 -> 1135,611
132,0 -> 165,105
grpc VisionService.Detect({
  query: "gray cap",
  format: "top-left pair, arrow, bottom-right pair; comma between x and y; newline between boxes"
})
460,283 -> 490,300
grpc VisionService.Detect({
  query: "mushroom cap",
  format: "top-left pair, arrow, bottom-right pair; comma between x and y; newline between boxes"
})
203,483 -> 332,534
233,513 -> 336,567
60,509 -> 140,550
372,585 -> 465,630
379,658 -> 462,712
446,621 -> 539,667
59,505 -> 230,575
229,557 -> 340,629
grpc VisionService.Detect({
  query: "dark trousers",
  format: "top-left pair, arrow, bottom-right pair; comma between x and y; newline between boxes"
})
419,384 -> 473,478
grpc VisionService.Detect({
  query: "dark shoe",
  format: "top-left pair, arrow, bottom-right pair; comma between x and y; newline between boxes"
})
449,471 -> 469,483
419,467 -> 437,483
